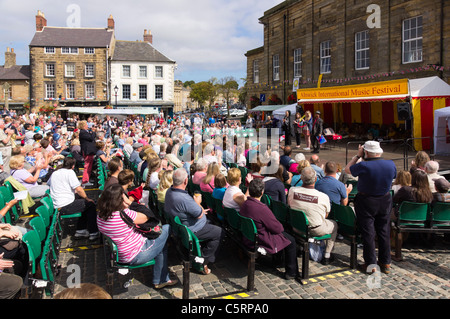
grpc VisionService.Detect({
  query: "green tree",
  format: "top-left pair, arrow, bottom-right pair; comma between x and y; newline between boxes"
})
218,76 -> 239,116
183,80 -> 196,88
189,81 -> 216,109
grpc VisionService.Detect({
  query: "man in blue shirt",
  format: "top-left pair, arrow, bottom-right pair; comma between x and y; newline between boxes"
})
315,161 -> 352,206
310,154 -> 325,180
165,168 -> 224,274
345,141 -> 397,274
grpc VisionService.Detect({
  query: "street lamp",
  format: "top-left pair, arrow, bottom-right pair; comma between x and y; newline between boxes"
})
114,85 -> 118,108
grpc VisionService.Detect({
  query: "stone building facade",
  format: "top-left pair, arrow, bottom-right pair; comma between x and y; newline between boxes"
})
0,48 -> 30,113
246,0 -> 449,107
29,11 -> 115,112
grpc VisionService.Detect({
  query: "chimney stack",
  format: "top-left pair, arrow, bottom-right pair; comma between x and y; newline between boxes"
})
107,15 -> 115,30
143,29 -> 153,44
36,10 -> 47,31
4,48 -> 16,69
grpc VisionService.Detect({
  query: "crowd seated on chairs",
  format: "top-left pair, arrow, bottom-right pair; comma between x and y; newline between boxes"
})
0,109 -> 448,299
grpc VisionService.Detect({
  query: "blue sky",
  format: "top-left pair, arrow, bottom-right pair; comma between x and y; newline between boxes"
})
0,0 -> 284,86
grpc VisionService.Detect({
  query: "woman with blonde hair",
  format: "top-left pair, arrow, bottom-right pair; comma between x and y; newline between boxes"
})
9,155 -> 49,197
303,111 -> 312,151
200,162 -> 221,193
223,168 -> 248,211
157,170 -> 173,203
290,159 -> 310,187
391,170 -> 411,195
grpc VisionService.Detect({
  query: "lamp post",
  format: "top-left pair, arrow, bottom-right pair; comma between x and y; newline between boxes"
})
114,85 -> 118,109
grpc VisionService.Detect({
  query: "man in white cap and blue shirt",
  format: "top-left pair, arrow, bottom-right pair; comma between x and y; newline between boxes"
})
344,141 -> 396,274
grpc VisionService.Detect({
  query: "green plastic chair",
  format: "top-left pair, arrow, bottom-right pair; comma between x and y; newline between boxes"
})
331,202 -> 359,269
0,190 -> 12,224
29,216 -> 47,243
103,234 -> 155,295
35,205 -> 51,229
238,214 -> 258,291
289,207 -> 331,279
393,201 -> 431,261
431,202 -> 450,229
212,197 -> 225,222
224,207 -> 241,233
271,200 -> 289,226
260,194 -> 272,209
397,201 -> 430,228
0,184 -> 20,222
173,216 -> 204,299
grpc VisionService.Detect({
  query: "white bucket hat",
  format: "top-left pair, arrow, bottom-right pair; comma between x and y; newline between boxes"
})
363,141 -> 383,154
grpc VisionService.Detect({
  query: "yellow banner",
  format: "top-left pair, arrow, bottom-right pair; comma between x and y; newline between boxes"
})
298,79 -> 409,100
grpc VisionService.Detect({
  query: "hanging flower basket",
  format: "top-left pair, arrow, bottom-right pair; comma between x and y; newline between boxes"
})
287,93 -> 297,104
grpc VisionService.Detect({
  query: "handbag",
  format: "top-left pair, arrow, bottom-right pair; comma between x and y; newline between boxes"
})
119,210 -> 162,239
0,237 -> 20,251
316,135 -> 327,144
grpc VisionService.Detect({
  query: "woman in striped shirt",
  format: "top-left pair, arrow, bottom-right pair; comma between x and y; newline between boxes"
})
97,184 -> 177,289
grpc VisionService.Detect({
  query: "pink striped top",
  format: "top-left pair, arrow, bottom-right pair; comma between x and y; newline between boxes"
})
97,208 -> 146,263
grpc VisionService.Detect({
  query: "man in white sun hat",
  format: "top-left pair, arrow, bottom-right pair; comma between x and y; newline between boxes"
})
344,141 -> 396,274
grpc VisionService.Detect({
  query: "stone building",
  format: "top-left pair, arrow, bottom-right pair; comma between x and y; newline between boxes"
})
0,47 -> 30,113
245,0 -> 449,107
29,11 -> 115,112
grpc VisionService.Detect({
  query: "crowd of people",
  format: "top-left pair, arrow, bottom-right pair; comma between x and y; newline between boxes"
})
0,109 -> 448,298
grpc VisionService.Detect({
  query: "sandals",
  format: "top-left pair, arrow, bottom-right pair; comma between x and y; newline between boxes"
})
201,264 -> 211,275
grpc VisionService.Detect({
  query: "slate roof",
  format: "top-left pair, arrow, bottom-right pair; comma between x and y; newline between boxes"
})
0,65 -> 30,80
29,27 -> 114,47
112,40 -> 175,63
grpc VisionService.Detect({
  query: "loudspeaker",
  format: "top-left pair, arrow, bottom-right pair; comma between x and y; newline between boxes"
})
397,103 -> 411,120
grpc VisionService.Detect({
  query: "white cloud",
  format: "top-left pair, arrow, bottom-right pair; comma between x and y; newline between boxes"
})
0,0 -> 284,83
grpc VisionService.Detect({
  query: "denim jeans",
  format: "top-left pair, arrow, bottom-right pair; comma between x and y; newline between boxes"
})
129,224 -> 170,285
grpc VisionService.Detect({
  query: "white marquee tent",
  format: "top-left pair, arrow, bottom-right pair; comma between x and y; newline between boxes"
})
434,107 -> 450,155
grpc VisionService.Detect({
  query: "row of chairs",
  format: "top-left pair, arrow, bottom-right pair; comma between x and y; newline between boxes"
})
392,201 -> 450,260
22,196 -> 62,297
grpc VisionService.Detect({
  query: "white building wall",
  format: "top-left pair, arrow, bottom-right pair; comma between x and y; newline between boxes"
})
110,61 -> 175,106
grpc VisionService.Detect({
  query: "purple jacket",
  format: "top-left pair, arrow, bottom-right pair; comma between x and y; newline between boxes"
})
239,197 -> 290,254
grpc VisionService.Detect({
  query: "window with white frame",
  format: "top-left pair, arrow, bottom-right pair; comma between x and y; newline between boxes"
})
294,48 -> 302,78
62,47 -> 78,54
46,63 -> 55,77
139,66 -> 147,78
122,65 -> 131,78
66,83 -> 75,99
85,64 -> 95,78
155,66 -> 163,78
45,83 -> 55,99
320,41 -> 331,74
65,64 -> 75,77
122,84 -> 131,100
355,30 -> 370,70
84,48 -> 95,54
139,85 -> 147,100
45,47 -> 55,54
273,55 -> 280,81
253,60 -> 259,84
402,16 -> 423,64
85,83 -> 95,99
155,85 -> 163,100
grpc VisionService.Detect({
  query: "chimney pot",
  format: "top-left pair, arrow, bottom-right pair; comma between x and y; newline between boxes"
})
4,47 -> 16,68
143,29 -> 153,44
36,10 -> 47,31
108,15 -> 115,30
